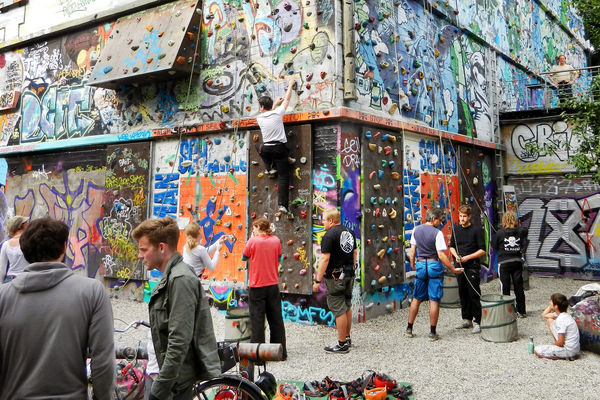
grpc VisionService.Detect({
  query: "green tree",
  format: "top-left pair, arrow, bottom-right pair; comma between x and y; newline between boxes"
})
575,0 -> 600,64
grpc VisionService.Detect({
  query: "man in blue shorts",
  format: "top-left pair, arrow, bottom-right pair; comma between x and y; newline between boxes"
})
406,208 -> 464,341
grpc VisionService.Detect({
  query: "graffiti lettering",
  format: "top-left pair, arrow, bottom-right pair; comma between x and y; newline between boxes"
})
281,301 -> 335,326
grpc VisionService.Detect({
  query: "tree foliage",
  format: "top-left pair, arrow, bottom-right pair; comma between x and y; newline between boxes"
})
560,76 -> 600,183
575,0 -> 600,62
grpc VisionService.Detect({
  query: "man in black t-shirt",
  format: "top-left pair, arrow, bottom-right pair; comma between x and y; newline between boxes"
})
313,208 -> 356,353
449,205 -> 486,334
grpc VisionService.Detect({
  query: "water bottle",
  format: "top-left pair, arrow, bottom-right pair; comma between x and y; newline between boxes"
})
528,336 -> 534,354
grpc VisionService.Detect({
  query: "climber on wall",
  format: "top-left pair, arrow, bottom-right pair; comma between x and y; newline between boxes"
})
256,77 -> 297,215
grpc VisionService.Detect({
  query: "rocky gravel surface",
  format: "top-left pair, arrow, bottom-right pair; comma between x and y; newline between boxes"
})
112,275 -> 600,399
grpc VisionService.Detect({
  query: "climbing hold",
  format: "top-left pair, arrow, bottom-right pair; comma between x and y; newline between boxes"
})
176,56 -> 185,65
466,169 -> 470,175
146,25 -> 153,31
300,211 -> 307,218
369,171 -> 376,180
306,72 -> 313,81
391,172 -> 400,180
389,209 -> 397,219
368,143 -> 376,151
377,249 -> 385,259
473,177 -> 479,185
287,240 -> 294,246
300,157 -> 307,164
303,22 -> 309,29
103,66 -> 113,74
293,252 -> 301,260
381,160 -> 387,167
378,170 -> 384,179
378,276 -> 387,285
384,146 -> 392,155
370,197 -> 377,205
131,45 -> 139,51
386,247 -> 393,255
290,46 -> 297,54
373,184 -> 381,190
221,105 -> 229,113
388,161 -> 395,168
146,57 -> 153,63
305,83 -> 311,89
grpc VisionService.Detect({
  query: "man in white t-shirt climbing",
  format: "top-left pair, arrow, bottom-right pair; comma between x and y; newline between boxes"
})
256,77 -> 296,214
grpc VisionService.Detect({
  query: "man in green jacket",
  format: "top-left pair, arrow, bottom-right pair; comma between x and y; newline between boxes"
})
133,217 -> 220,400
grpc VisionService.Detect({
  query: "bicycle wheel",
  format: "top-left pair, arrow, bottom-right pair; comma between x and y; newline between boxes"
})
193,375 -> 268,400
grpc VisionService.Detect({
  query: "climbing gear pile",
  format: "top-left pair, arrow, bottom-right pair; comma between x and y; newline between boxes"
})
302,371 -> 412,400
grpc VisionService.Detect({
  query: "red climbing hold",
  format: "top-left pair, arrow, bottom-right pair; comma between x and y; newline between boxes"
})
251,212 -> 256,219
320,71 -> 327,79
300,211 -> 307,218
293,252 -> 301,260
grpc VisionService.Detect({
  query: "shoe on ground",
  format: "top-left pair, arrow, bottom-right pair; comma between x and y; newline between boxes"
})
472,322 -> 481,334
517,312 -> 527,319
288,157 -> 296,164
404,328 -> 414,338
428,333 -> 440,341
324,343 -> 349,354
455,320 -> 473,329
346,336 -> 351,347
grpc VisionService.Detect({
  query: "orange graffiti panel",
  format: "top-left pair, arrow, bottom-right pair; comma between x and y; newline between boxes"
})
178,174 -> 247,284
419,173 -> 460,244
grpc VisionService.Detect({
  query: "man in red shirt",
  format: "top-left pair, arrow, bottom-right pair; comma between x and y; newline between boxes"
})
242,217 -> 287,359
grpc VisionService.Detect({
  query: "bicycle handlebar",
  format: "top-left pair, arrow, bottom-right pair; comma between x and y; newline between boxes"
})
114,320 -> 150,333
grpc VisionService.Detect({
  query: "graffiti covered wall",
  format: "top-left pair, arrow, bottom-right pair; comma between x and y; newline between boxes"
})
3,149 -> 106,278
151,132 -> 248,285
503,120 -> 579,175
509,176 -> 600,278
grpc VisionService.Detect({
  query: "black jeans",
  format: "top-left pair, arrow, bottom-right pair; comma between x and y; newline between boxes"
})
457,268 -> 481,324
249,284 -> 287,359
499,261 -> 526,314
258,143 -> 290,209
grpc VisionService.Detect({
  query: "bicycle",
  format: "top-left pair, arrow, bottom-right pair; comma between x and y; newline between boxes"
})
88,319 -> 150,400
192,342 -> 285,400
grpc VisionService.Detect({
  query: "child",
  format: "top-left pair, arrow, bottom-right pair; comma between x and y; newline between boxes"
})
534,293 -> 580,360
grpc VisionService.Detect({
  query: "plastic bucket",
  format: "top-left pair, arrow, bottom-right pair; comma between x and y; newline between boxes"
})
480,294 -> 519,342
439,272 -> 460,308
224,307 -> 251,342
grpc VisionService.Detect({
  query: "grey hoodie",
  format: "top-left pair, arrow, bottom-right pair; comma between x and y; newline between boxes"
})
0,262 -> 115,399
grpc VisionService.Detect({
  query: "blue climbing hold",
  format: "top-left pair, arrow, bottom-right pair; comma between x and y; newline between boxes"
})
365,130 -> 373,138
381,134 -> 389,141
389,161 -> 395,168
224,155 -> 231,162
103,66 -> 113,74
378,170 -> 384,179
214,138 -> 222,145
387,248 -> 393,255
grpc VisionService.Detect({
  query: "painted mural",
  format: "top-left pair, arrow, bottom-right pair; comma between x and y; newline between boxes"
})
503,121 -> 579,175
0,0 -> 158,46
509,176 -> 600,278
3,149 -> 106,278
151,132 -> 248,285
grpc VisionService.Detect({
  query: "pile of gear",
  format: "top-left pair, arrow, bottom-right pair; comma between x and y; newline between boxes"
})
301,371 -> 412,400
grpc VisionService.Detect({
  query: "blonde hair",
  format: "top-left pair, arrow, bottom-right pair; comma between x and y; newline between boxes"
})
502,211 -> 517,229
7,216 -> 29,236
184,222 -> 201,251
323,208 -> 340,223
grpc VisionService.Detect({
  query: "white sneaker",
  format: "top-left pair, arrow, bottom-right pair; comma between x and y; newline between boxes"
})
455,319 -> 473,329
472,322 -> 481,334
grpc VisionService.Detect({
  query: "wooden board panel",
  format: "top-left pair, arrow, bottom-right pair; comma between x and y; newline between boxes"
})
102,142 -> 150,280
89,0 -> 202,89
247,125 -> 312,294
361,127 -> 403,292
458,145 -> 485,229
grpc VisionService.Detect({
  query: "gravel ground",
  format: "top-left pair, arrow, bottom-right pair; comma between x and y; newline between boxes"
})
112,275 -> 600,399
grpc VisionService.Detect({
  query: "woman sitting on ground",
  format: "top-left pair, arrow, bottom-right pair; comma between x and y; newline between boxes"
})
182,222 -> 224,278
535,293 -> 580,360
0,216 -> 30,283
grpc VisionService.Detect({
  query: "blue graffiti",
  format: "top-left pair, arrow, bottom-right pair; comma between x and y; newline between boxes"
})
153,173 -> 179,217
281,301 -> 335,326
418,139 -> 457,174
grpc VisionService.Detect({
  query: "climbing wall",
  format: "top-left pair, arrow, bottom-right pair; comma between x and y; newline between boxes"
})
88,0 -> 202,89
247,125 -> 312,294
458,145 -> 485,229
361,128 -> 403,292
102,143 -> 150,281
